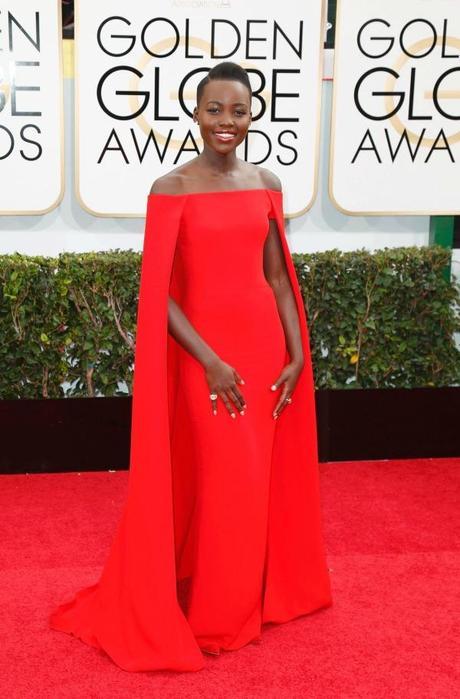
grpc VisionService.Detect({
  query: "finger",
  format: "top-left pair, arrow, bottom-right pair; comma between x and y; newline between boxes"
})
219,390 -> 236,419
273,385 -> 291,417
273,380 -> 289,411
277,392 -> 293,415
209,391 -> 218,416
274,398 -> 290,418
225,388 -> 243,416
270,372 -> 286,392
233,369 -> 245,386
228,385 -> 246,412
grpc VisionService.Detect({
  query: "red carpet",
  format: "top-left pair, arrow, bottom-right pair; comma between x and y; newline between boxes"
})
1,458 -> 458,697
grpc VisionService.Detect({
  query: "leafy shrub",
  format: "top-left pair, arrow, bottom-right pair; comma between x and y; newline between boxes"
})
0,245 -> 458,398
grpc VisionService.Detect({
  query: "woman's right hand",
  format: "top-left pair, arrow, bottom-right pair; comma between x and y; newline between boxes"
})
204,357 -> 247,418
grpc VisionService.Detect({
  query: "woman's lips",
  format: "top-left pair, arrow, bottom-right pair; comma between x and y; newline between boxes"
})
214,132 -> 237,142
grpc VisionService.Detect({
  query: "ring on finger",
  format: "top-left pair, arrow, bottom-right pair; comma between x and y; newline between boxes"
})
209,393 -> 218,401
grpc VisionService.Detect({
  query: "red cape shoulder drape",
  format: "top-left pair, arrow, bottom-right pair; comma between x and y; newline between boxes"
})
49,190 -> 332,672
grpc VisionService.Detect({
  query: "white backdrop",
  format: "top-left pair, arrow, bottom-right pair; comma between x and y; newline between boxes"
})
0,0 -> 63,215
75,0 -> 325,217
331,0 -> 460,215
0,75 -> 431,259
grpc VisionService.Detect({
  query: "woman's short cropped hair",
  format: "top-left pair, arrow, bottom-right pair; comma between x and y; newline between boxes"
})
196,61 -> 252,105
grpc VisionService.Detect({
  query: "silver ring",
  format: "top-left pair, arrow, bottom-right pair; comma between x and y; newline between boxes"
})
209,393 -> 218,401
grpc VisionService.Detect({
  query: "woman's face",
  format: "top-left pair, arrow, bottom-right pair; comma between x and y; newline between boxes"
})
193,79 -> 252,153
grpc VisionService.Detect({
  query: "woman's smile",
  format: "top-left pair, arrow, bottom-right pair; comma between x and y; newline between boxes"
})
213,131 -> 237,142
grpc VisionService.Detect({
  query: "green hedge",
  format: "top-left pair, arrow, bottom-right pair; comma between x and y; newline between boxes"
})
295,246 -> 460,389
0,245 -> 459,399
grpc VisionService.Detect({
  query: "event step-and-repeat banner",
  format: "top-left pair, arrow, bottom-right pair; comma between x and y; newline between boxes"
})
331,0 -> 460,215
1,1 -> 460,218
75,0 -> 325,217
0,0 -> 64,215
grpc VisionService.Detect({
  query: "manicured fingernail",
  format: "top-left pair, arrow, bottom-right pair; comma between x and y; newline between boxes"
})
274,414 -> 278,420
213,410 -> 217,416
240,410 -> 245,415
231,413 -> 236,419
271,385 -> 277,391
241,379 -> 245,385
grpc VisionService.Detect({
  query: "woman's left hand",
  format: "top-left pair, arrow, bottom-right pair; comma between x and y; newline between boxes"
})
270,360 -> 304,419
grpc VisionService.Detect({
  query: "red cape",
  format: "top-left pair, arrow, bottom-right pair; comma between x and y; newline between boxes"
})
49,190 -> 332,672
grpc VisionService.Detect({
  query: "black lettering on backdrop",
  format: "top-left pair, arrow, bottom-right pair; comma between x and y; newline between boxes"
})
95,16 -> 305,165
20,124 -> 42,160
244,129 -> 272,164
98,129 -> 129,164
178,67 -> 208,118
357,19 -> 394,59
273,20 -> 303,59
12,61 -> 41,116
271,70 -> 300,122
385,129 -> 425,162
351,128 -> 455,164
277,130 -> 298,165
141,18 -> 179,57
153,67 -> 178,121
174,130 -> 200,164
0,126 -> 15,160
8,11 -> 40,51
351,130 -> 382,164
427,129 -> 454,162
97,66 -> 149,120
399,19 -> 437,58
246,20 -> 267,60
442,19 -> 460,59
433,68 -> 460,120
185,18 -> 203,59
352,16 -> 459,164
97,16 -> 135,57
131,127 -> 173,163
211,20 -> 241,58
0,123 -> 41,160
354,68 -> 404,121
245,69 -> 266,120
95,16 -> 304,61
0,11 -> 43,161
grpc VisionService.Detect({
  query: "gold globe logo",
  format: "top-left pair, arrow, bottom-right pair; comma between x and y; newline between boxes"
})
385,36 -> 460,148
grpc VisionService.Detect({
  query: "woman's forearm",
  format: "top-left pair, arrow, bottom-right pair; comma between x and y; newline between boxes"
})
270,280 -> 304,367
168,296 -> 219,369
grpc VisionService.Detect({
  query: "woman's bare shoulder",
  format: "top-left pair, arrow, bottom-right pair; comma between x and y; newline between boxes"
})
150,161 -> 201,195
258,167 -> 282,192
149,173 -> 184,195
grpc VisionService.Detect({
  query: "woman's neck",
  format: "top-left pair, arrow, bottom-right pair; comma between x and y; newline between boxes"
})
197,146 -> 239,175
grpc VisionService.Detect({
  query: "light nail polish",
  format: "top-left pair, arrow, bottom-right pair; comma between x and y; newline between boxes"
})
231,413 -> 236,419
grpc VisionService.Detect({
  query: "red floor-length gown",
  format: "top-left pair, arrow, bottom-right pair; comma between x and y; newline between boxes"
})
49,188 -> 332,672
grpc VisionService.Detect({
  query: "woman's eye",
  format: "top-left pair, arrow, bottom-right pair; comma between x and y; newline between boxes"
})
206,108 -> 246,116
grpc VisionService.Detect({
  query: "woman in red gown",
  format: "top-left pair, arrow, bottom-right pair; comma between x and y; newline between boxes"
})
49,61 -> 332,672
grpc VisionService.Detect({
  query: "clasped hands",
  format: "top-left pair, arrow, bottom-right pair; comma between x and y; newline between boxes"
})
204,356 -> 304,420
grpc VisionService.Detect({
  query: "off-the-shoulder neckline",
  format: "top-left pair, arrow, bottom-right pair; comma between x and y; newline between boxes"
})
148,188 -> 282,198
